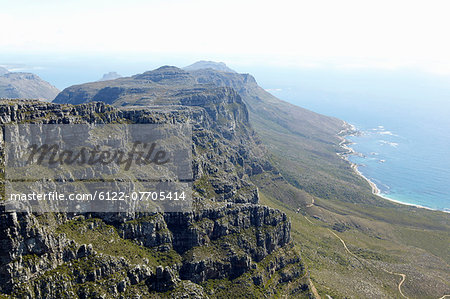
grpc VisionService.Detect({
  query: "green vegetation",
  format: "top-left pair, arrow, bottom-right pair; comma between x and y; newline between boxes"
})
56,217 -> 181,266
13,255 -> 154,299
259,187 -> 450,298
197,245 -> 310,299
193,175 -> 217,198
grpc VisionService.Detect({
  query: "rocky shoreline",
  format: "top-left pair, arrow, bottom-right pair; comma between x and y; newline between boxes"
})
336,122 -> 449,213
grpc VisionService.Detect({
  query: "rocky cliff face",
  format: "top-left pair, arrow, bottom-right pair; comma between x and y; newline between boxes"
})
0,71 -> 59,101
0,92 -> 311,297
183,62 -> 371,207
185,65 -> 343,143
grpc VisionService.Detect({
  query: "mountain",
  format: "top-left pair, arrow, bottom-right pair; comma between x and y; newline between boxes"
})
54,66 -> 207,106
184,61 -> 236,73
98,71 -> 122,81
0,70 -> 59,101
55,64 -> 361,202
1,78 -> 312,297
52,64 -> 450,298
184,64 -> 374,204
184,62 -> 341,139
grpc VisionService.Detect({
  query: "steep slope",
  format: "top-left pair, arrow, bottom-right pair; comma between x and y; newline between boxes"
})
184,63 -> 375,204
0,83 -> 312,298
0,70 -> 59,101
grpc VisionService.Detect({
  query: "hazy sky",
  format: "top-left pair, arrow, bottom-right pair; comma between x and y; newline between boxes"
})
2,0 -> 450,74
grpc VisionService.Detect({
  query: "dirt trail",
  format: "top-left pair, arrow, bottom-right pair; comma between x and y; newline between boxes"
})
304,215 -> 314,224
327,227 -> 408,298
304,211 -> 448,299
308,278 -> 321,299
382,269 -> 407,298
327,229 -> 358,259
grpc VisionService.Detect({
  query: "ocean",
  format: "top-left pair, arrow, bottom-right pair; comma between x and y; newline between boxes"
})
2,55 -> 449,211
251,67 -> 450,212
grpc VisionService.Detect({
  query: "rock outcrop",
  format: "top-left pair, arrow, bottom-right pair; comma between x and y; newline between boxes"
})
0,91 -> 311,298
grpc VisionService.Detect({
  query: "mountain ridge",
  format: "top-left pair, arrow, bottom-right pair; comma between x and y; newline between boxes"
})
0,92 -> 312,297
184,61 -> 236,73
0,70 -> 59,101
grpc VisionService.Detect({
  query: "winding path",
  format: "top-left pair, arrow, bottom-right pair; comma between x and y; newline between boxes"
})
328,225 -> 450,299
382,269 -> 407,298
304,214 -> 449,299
327,229 -> 358,259
304,215 -> 314,224
326,228 -> 408,298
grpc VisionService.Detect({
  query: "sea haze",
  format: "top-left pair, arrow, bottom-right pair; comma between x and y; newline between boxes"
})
253,67 -> 450,212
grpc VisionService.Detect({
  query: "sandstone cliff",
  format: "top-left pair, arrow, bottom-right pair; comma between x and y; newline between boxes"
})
0,89 -> 311,298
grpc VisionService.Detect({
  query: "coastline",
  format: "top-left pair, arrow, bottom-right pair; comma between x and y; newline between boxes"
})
337,122 -> 449,213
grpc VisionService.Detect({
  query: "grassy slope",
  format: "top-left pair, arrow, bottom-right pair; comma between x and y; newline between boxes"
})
251,113 -> 450,298
249,89 -> 449,298
190,68 -> 377,203
258,188 -> 449,299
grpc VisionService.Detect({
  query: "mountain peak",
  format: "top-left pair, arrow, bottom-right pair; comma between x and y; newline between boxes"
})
98,71 -> 122,81
155,65 -> 184,72
184,61 -> 236,73
132,66 -> 194,84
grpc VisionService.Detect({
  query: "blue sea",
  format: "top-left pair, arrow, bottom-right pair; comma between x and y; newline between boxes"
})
1,54 -> 449,211
251,67 -> 450,212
